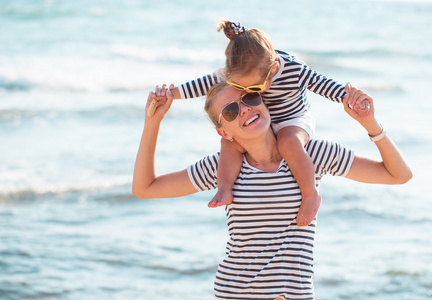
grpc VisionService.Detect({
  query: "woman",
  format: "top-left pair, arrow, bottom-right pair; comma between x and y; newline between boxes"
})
133,82 -> 411,300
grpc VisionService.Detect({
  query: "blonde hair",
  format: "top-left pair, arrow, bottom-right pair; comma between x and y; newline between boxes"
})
204,81 -> 230,128
217,18 -> 277,78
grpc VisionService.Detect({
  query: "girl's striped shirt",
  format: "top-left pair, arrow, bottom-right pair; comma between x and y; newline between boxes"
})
187,139 -> 354,299
177,50 -> 346,124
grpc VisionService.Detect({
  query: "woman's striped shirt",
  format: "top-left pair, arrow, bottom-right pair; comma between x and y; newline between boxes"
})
187,139 -> 354,299
177,50 -> 346,124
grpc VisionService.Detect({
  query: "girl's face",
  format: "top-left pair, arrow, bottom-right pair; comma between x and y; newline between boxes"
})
213,86 -> 271,142
228,62 -> 278,93
229,69 -> 272,93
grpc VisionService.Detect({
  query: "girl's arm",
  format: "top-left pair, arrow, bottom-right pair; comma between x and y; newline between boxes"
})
132,85 -> 198,199
157,74 -> 222,100
295,56 -> 346,103
296,56 -> 368,113
344,83 -> 412,184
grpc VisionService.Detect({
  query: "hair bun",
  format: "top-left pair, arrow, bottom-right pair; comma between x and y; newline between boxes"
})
217,19 -> 247,40
231,22 -> 247,35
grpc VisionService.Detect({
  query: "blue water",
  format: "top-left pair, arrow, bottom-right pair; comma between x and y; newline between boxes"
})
1,0 -> 431,299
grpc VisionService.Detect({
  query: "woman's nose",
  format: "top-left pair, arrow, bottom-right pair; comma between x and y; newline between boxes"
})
239,102 -> 251,116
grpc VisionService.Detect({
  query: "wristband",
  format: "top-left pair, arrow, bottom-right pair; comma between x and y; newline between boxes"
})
368,125 -> 386,142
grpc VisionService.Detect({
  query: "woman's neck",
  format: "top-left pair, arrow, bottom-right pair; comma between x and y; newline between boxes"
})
241,131 -> 282,171
246,152 -> 280,165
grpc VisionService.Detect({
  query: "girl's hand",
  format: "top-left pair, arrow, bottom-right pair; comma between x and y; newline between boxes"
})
146,84 -> 175,121
345,83 -> 371,117
343,83 -> 375,124
155,83 -> 175,98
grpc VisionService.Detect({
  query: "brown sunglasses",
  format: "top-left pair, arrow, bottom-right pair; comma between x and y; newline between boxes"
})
218,92 -> 263,124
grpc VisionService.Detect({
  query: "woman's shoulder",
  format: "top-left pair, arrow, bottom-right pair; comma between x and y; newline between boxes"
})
306,139 -> 355,176
306,139 -> 345,156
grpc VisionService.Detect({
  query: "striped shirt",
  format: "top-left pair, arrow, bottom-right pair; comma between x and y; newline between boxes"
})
187,139 -> 354,299
178,50 -> 346,124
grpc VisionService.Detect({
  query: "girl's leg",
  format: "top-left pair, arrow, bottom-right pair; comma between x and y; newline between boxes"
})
277,126 -> 321,226
208,138 -> 245,208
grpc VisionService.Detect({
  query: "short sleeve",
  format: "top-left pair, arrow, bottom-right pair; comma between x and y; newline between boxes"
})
306,139 -> 354,178
187,153 -> 220,192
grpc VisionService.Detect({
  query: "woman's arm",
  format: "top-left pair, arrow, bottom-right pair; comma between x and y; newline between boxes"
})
132,84 -> 198,199
343,83 -> 412,184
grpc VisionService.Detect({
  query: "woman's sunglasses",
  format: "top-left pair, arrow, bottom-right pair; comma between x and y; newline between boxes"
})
226,67 -> 273,93
218,92 -> 263,124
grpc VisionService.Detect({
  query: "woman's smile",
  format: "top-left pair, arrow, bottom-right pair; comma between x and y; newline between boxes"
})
243,113 -> 260,127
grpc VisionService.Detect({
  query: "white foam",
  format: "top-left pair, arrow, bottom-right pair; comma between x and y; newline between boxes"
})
0,48 -> 223,94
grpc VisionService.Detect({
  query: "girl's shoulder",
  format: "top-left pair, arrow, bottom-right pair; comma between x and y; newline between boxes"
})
276,49 -> 306,66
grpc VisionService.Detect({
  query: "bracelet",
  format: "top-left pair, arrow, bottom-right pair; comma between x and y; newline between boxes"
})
368,125 -> 386,142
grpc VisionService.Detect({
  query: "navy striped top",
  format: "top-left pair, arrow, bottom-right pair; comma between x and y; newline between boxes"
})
187,139 -> 354,299
178,50 -> 346,124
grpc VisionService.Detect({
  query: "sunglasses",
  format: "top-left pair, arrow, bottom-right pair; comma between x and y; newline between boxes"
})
218,92 -> 263,124
226,67 -> 273,93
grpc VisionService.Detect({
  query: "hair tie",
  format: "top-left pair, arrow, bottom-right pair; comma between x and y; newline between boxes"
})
231,22 -> 247,35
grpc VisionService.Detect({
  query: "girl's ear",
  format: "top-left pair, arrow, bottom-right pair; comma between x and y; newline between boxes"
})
272,60 -> 279,72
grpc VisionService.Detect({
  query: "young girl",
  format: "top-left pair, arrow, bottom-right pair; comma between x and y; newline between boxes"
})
159,19 -> 368,227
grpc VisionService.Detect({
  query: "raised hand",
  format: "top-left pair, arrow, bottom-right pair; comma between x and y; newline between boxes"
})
146,84 -> 175,121
345,83 -> 371,117
343,83 -> 374,122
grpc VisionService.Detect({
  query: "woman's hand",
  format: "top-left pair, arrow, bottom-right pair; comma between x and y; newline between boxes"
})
343,82 -> 412,185
133,83 -> 198,199
343,83 -> 383,136
146,84 -> 175,122
343,83 -> 374,122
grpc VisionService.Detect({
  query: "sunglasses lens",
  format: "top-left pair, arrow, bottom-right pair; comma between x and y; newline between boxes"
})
222,102 -> 240,122
246,86 -> 263,92
242,93 -> 262,107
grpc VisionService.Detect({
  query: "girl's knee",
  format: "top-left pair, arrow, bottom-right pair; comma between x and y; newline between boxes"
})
277,127 -> 309,144
277,133 -> 305,149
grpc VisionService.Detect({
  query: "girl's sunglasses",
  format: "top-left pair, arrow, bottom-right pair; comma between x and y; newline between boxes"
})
218,92 -> 263,124
226,67 -> 273,93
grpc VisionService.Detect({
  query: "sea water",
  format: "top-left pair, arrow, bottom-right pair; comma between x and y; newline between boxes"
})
0,0 -> 431,299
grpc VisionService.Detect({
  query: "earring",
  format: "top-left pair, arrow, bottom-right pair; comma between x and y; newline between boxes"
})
228,137 -> 233,142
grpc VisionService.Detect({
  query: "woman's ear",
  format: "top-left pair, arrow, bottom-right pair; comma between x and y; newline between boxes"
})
216,128 -> 232,141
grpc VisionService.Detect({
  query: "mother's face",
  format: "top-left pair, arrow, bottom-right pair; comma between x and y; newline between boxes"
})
212,85 -> 272,142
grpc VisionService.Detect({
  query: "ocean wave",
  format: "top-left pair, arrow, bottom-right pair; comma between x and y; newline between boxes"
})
0,2 -> 109,20
0,74 -> 150,93
1,43 -> 419,94
321,204 -> 432,226
0,179 -> 132,202
385,269 -> 422,277
111,43 -> 224,65
0,77 -> 34,91
0,58 -> 214,94
0,42 -> 223,93
0,249 -> 32,258
0,287 -> 70,300
301,47 -> 432,61
354,81 -> 405,93
147,263 -> 217,275
0,102 -> 204,128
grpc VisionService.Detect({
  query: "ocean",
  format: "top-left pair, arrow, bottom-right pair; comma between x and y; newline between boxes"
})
0,0 -> 431,299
